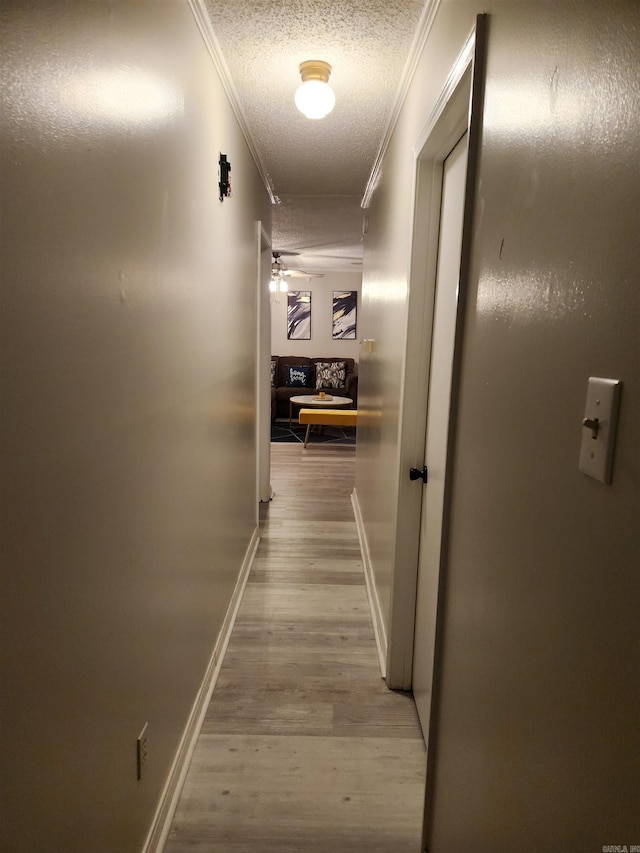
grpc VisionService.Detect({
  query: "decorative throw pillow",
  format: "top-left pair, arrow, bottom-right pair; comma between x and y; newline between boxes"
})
315,361 -> 346,390
286,364 -> 311,387
271,360 -> 277,387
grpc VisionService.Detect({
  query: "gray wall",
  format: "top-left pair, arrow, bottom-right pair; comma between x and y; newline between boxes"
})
357,0 -> 639,848
0,2 -> 270,851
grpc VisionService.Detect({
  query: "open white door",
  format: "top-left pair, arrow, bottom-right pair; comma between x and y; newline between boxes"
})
412,132 -> 468,735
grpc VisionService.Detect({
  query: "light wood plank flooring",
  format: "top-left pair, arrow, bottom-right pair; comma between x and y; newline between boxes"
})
164,443 -> 426,852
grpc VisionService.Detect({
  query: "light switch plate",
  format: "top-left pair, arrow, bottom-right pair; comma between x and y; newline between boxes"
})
579,377 -> 622,484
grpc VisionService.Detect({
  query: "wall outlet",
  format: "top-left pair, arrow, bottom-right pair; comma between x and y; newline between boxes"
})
136,723 -> 148,781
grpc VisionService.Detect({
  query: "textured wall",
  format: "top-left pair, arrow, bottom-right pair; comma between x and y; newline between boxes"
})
428,3 -> 640,848
0,2 -> 270,850
271,271 -> 361,361
357,0 -> 639,848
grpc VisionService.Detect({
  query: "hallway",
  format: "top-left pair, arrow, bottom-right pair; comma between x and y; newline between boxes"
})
164,443 -> 426,852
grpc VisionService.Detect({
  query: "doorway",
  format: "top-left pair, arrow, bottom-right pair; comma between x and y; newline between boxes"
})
412,130 -> 468,733
385,30 -> 480,693
257,224 -> 272,508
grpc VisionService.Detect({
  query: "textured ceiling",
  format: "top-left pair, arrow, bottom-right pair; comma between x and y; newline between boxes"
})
203,0 -> 427,270
273,194 -> 365,273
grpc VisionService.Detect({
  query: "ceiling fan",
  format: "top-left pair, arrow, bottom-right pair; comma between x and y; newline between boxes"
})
271,251 -> 324,285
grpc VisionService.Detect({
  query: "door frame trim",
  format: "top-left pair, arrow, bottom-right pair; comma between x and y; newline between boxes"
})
386,19 -> 486,690
422,17 -> 488,847
256,223 -> 272,511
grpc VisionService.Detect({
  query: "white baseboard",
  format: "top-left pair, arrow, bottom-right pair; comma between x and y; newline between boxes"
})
351,488 -> 388,679
141,525 -> 260,853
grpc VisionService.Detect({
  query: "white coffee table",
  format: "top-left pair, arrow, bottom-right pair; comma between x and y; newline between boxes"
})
289,394 -> 353,427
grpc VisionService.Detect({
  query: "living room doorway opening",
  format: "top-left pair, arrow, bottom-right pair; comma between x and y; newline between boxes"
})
268,273 -> 361,449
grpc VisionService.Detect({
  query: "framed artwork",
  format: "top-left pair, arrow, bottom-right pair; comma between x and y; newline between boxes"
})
332,290 -> 357,339
287,291 -> 311,340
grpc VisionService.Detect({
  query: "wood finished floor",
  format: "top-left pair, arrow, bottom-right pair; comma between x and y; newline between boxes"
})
164,444 -> 426,852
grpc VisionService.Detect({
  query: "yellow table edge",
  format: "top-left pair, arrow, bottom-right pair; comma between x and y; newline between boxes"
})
298,408 -> 358,447
298,408 -> 358,426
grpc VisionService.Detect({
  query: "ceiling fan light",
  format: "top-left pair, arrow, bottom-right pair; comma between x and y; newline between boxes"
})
269,277 -> 278,292
295,60 -> 335,120
279,279 -> 289,292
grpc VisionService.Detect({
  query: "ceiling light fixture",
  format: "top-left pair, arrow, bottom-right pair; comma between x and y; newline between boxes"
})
269,274 -> 289,293
270,254 -> 290,295
294,60 -> 335,120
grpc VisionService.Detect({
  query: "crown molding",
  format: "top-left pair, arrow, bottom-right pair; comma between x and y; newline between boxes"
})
188,0 -> 278,205
361,0 -> 441,209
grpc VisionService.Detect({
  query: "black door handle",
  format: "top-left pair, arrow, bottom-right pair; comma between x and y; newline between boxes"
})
409,466 -> 428,484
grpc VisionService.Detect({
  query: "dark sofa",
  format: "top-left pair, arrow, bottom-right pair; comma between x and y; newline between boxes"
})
271,355 -> 358,421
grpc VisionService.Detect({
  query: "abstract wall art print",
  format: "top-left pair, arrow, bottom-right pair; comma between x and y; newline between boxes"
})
332,290 -> 357,339
287,291 -> 311,340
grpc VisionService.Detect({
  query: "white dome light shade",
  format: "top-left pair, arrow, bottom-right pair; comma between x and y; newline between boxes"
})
295,80 -> 335,119
294,60 -> 335,120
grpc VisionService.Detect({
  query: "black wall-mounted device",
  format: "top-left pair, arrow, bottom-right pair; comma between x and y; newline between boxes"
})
219,153 -> 231,201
